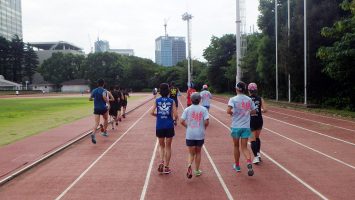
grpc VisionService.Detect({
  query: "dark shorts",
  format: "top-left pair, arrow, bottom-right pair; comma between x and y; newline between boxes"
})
94,108 -> 108,115
156,128 -> 175,138
122,100 -> 127,107
186,139 -> 204,147
203,106 -> 210,110
109,106 -> 118,117
250,120 -> 263,131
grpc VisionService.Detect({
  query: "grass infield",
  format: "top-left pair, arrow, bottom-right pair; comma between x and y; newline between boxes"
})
0,96 -> 141,146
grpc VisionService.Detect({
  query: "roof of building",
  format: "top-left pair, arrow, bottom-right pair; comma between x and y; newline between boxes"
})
61,79 -> 90,85
29,41 -> 83,51
0,75 -> 21,87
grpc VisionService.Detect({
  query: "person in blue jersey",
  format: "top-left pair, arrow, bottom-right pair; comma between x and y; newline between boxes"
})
200,84 -> 212,111
151,83 -> 178,174
181,92 -> 209,179
227,81 -> 257,176
89,79 -> 110,144
248,83 -> 267,164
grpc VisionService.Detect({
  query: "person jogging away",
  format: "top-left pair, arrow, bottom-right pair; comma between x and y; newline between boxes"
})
89,79 -> 110,144
248,83 -> 267,164
153,87 -> 158,98
186,83 -> 196,107
121,88 -> 129,118
151,83 -> 178,174
200,84 -> 212,111
181,92 -> 209,179
227,81 -> 257,176
109,86 -> 121,130
169,81 -> 180,108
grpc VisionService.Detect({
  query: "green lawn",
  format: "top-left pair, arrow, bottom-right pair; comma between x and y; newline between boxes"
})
0,96 -> 142,146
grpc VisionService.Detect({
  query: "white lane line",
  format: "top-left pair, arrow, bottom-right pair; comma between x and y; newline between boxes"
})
140,139 -> 159,200
207,112 -> 328,200
211,103 -> 355,146
56,106 -> 153,200
264,128 -> 355,170
178,99 -> 234,200
268,110 -> 355,132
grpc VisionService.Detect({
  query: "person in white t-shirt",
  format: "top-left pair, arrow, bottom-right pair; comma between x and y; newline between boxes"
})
200,84 -> 212,111
181,92 -> 209,179
227,81 -> 256,176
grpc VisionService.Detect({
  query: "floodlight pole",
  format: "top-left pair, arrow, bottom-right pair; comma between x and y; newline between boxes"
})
182,12 -> 193,87
304,0 -> 307,105
288,0 -> 291,102
275,0 -> 279,101
236,0 -> 241,83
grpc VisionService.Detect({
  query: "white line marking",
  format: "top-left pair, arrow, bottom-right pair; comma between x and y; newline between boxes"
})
207,112 -> 328,200
140,139 -> 159,200
268,110 -> 355,132
264,128 -> 355,170
178,99 -> 234,200
56,106 -> 153,200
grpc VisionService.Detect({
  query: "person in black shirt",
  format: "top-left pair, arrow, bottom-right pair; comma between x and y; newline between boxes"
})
169,81 -> 180,108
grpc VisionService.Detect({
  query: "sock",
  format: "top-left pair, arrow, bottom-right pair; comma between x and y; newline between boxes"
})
235,162 -> 240,166
246,159 -> 252,164
251,141 -> 258,157
256,138 -> 261,153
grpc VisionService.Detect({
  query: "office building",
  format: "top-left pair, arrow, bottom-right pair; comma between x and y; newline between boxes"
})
108,49 -> 134,56
0,0 -> 22,40
95,39 -> 110,53
155,36 -> 186,67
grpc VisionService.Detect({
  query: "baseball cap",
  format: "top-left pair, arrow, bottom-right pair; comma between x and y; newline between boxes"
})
248,83 -> 258,91
202,84 -> 208,89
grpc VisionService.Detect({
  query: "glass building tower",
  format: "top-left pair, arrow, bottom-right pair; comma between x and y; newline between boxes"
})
155,36 -> 186,67
0,0 -> 22,40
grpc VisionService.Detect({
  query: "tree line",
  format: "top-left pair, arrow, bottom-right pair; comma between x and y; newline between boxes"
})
0,35 -> 39,83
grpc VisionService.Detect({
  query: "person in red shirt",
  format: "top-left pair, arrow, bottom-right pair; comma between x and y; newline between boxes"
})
186,83 -> 196,107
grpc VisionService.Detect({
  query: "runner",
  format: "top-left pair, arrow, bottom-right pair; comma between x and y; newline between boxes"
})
151,83 -> 178,174
227,81 -> 257,176
248,82 -> 267,164
121,88 -> 129,118
200,84 -> 212,111
109,86 -> 121,130
186,83 -> 196,107
152,87 -> 158,98
181,92 -> 209,179
169,81 -> 180,108
89,79 -> 110,144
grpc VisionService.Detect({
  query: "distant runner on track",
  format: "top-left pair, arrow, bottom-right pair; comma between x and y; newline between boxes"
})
181,92 -> 209,179
186,83 -> 196,107
227,81 -> 256,176
248,82 -> 267,164
121,88 -> 129,118
109,86 -> 121,130
89,79 -> 110,144
200,84 -> 212,111
151,83 -> 178,174
169,81 -> 180,108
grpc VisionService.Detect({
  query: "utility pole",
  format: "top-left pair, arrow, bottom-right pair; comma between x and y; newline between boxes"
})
236,0 -> 241,82
182,12 -> 193,87
288,0 -> 291,102
304,0 -> 307,105
275,0 -> 279,101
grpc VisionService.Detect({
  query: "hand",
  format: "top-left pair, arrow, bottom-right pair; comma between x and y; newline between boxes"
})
173,120 -> 177,126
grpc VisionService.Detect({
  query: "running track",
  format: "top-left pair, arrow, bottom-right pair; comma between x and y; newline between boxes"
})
0,95 -> 354,199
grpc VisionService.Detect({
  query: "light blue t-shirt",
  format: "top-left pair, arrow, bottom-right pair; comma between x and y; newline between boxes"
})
181,105 -> 209,140
200,90 -> 212,107
228,94 -> 256,128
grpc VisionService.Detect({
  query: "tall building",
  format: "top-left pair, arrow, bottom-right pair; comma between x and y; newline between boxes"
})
94,39 -> 110,53
155,36 -> 186,67
108,49 -> 134,56
0,0 -> 22,40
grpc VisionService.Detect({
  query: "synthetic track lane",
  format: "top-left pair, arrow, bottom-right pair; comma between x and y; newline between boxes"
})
0,99 -> 154,200
210,99 -> 355,199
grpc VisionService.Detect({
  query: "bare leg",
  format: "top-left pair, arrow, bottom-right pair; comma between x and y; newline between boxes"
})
102,112 -> 109,132
188,147 -> 195,166
195,147 -> 202,170
232,138 -> 240,164
241,138 -> 252,160
158,138 -> 166,162
164,137 -> 173,167
92,115 -> 100,135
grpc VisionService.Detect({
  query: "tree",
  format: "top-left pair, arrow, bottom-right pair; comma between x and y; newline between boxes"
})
23,43 -> 39,83
9,35 -> 24,82
0,36 -> 10,78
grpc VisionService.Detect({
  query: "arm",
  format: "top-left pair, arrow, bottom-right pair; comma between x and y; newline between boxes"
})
227,106 -> 233,116
89,91 -> 94,101
204,119 -> 209,129
150,102 -> 157,116
261,98 -> 267,113
108,92 -> 114,101
181,119 -> 187,128
172,102 -> 178,125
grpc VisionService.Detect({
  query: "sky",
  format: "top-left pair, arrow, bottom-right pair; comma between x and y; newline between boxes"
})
22,0 -> 260,61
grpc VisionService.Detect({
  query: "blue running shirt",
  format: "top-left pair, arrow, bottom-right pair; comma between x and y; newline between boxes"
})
91,87 -> 107,110
156,97 -> 174,129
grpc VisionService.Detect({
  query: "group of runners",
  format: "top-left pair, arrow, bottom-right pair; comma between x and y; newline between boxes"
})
89,79 -> 129,144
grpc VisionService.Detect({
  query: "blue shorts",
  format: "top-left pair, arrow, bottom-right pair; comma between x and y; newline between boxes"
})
230,128 -> 251,139
203,105 -> 210,110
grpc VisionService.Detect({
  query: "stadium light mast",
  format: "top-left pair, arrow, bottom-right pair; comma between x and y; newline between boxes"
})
182,12 -> 193,87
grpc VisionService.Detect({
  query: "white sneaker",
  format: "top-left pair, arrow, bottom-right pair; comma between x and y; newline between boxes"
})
257,153 -> 262,162
252,156 -> 260,164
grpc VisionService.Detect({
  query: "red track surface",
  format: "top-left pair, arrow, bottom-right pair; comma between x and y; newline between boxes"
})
0,94 -> 354,199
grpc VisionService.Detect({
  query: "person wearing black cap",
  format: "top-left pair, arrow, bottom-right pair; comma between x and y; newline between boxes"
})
227,81 -> 257,176
181,92 -> 209,178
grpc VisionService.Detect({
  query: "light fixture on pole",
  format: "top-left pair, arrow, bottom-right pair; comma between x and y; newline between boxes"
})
182,12 -> 193,88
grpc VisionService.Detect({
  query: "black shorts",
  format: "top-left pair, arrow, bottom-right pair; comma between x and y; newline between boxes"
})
156,128 -> 175,138
109,106 -> 118,117
250,120 -> 263,131
122,100 -> 127,107
186,139 -> 204,147
94,108 -> 108,115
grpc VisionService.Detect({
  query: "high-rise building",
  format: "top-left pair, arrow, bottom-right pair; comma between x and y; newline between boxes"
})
108,49 -> 134,56
0,0 -> 22,40
155,36 -> 186,67
94,39 -> 110,53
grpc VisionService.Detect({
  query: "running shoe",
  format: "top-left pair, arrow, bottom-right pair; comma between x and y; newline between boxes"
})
158,161 -> 164,173
233,164 -> 241,172
101,132 -> 109,137
118,118 -> 122,122
186,165 -> 192,179
116,122 -> 118,125
91,134 -> 96,144
247,163 -> 254,176
257,153 -> 262,162
194,169 -> 202,177
253,156 -> 260,164
122,114 -> 126,118
163,166 -> 171,174
99,124 -> 104,132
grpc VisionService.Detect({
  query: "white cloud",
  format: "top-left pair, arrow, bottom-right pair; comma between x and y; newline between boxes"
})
22,0 -> 259,61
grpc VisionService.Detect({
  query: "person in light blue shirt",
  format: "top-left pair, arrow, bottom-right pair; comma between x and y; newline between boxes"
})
181,92 -> 209,178
227,81 -> 256,176
200,84 -> 212,111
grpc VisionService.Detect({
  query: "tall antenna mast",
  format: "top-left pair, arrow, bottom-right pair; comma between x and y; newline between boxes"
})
164,18 -> 170,37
